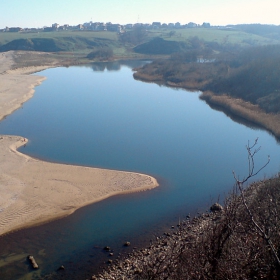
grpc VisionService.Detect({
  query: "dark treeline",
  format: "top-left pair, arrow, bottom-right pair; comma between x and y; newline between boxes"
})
135,44 -> 280,114
119,26 -> 148,46
207,45 -> 280,113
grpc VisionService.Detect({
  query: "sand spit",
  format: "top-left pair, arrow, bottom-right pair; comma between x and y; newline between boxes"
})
0,51 -> 49,122
0,136 -> 158,236
0,51 -> 158,236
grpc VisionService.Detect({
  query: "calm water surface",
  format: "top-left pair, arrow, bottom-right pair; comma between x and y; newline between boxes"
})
0,61 -> 280,279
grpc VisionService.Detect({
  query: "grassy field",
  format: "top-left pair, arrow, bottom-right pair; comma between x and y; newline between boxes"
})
147,28 -> 280,46
0,30 -> 118,45
0,30 -> 129,57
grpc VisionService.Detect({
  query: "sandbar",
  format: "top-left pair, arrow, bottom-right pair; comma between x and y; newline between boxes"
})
0,51 -> 158,236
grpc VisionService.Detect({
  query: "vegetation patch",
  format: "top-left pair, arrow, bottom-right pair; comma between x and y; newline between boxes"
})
86,47 -> 113,60
0,38 -> 64,52
134,37 -> 188,55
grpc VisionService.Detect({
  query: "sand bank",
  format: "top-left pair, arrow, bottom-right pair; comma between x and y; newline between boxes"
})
0,51 -> 49,121
0,51 -> 158,236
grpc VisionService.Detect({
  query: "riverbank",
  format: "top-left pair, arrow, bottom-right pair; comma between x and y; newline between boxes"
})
0,52 -> 48,122
0,51 -> 158,236
133,69 -> 280,141
200,91 -> 280,140
93,177 -> 280,279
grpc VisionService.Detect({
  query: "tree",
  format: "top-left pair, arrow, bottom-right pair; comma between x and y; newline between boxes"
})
86,47 -> 113,61
119,26 -> 147,46
233,138 -> 280,278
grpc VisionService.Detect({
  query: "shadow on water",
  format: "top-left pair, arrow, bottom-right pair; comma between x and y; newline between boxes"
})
203,100 -> 280,143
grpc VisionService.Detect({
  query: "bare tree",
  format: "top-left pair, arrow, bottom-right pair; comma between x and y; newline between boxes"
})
233,138 -> 280,277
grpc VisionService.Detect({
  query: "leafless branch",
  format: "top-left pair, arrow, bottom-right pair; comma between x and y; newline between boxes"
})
233,138 -> 280,267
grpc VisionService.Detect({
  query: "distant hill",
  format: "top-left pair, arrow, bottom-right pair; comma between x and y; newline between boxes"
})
0,37 -> 113,53
229,24 -> 280,41
133,37 -> 188,55
0,26 -> 279,55
0,38 -> 63,52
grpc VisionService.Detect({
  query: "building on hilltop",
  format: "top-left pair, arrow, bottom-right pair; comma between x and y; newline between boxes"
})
5,27 -> 23,32
52,23 -> 60,30
76,24 -> 84,30
152,22 -> 161,29
106,23 -> 122,32
125,24 -> 133,29
58,24 -> 69,30
187,22 -> 198,28
202,22 -> 211,28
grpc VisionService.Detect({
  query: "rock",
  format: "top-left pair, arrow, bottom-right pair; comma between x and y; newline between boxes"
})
27,255 -> 39,269
108,259 -> 113,264
58,265 -> 65,270
124,241 -> 131,247
103,246 -> 111,251
134,268 -> 142,274
210,203 -> 223,212
109,253 -> 114,256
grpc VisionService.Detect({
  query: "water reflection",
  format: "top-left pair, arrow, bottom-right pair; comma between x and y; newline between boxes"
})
85,60 -> 150,72
205,101 -> 280,143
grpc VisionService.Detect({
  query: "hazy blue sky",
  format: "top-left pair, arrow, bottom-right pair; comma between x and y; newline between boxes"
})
1,0 -> 279,29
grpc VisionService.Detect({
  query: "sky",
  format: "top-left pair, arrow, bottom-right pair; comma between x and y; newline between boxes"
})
1,0 -> 280,29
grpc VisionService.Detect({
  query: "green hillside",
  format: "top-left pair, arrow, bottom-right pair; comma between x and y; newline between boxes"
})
0,31 -> 126,56
146,27 -> 280,46
0,27 -> 279,57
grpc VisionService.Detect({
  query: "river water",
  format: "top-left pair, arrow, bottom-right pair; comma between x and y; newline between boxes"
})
0,61 -> 279,279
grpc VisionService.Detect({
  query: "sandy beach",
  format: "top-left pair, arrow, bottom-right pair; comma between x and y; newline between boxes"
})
0,51 -> 158,236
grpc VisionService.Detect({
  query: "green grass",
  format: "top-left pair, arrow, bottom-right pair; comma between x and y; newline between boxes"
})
147,28 -> 280,46
0,31 -> 126,56
0,31 -> 118,45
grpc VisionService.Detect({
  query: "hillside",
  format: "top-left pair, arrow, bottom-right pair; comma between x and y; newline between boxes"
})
0,31 -> 126,56
0,36 -> 119,53
205,45 -> 280,113
133,37 -> 188,55
0,26 -> 279,57
228,24 -> 280,41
